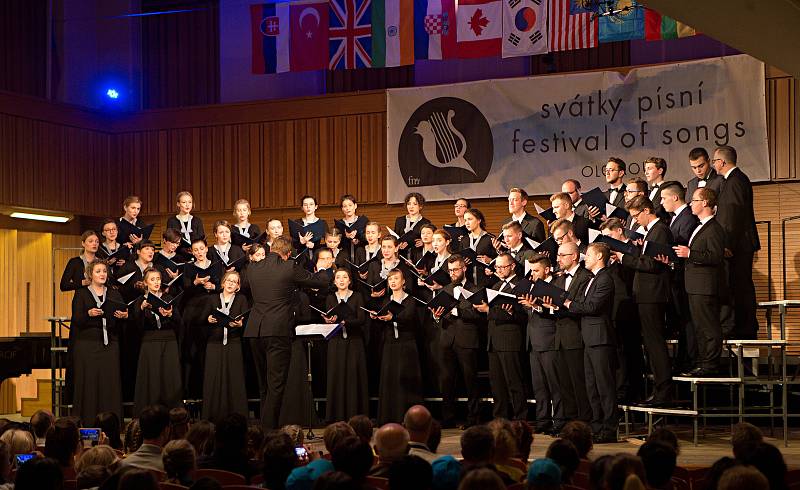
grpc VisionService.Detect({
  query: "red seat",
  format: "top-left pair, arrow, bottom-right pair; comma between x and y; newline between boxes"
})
61,466 -> 77,480
572,471 -> 590,488
63,480 -> 78,490
250,474 -> 264,485
507,483 -> 526,490
194,469 -> 247,486
671,477 -> 690,490
219,486 -> 262,490
365,476 -> 389,490
159,483 -> 188,490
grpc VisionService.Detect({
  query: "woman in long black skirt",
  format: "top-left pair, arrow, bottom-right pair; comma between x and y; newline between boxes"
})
322,268 -> 368,422
202,270 -> 249,422
71,260 -> 125,425
133,267 -> 184,414
373,269 -> 423,424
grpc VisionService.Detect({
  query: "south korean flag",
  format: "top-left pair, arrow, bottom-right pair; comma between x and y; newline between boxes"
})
502,0 -> 548,58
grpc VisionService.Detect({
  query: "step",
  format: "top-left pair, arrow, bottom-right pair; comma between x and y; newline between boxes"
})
619,404 -> 698,416
20,379 -> 52,417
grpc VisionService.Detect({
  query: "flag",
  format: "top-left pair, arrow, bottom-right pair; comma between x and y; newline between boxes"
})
598,0 -> 644,42
548,0 -> 597,51
290,0 -> 330,71
251,3 -> 291,74
372,0 -> 415,67
329,0 -> 373,69
644,10 -> 696,41
414,0 -> 457,60
456,0 -> 502,58
502,0 -> 548,58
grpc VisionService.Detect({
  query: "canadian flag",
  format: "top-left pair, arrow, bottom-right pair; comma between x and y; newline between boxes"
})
456,0 -> 502,58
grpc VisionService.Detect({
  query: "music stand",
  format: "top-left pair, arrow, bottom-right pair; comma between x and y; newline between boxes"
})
294,323 -> 343,440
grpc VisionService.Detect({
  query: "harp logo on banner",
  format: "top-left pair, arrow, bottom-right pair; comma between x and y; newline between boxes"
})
398,97 -> 493,187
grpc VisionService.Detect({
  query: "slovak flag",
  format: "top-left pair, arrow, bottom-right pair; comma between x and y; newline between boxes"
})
251,3 -> 291,74
456,0 -> 502,58
290,0 -> 330,71
414,0 -> 457,60
329,0 -> 373,69
251,1 -> 328,74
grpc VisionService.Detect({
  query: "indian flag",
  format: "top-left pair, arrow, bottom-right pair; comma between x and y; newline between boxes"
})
372,0 -> 415,67
645,10 -> 696,40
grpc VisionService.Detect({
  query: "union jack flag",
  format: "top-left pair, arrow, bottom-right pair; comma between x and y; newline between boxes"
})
329,0 -> 373,69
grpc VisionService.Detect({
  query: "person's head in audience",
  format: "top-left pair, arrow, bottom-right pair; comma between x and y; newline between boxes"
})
718,465 -> 769,490
44,418 -> 81,468
331,435 -> 373,484
30,410 -> 54,445
189,477 -> 223,490
282,424 -> 305,447
248,424 -> 266,460
324,422 -> 356,455
637,441 -> 677,490
286,458 -> 335,490
262,430 -> 299,490
458,467 -> 506,490
560,420 -> 593,459
139,405 -> 171,448
0,441 -> 11,484
403,405 -> 433,445
487,419 -> 517,466
647,427 -> 679,455
545,438 -> 580,484
14,457 -> 63,490
605,454 -> 646,490
1,428 -> 35,462
431,455 -> 461,490
123,418 -> 142,455
526,458 -> 562,490
169,407 -> 190,441
93,411 -> 122,450
313,471 -> 357,490
705,457 -> 739,490
460,425 -> 494,468
186,420 -> 215,457
589,454 -> 614,490
347,415 -> 373,446
374,423 -> 409,464
389,455 -> 433,490
76,445 -> 119,474
730,422 -> 763,460
76,464 -> 111,490
428,419 -> 442,454
510,420 -> 533,463
738,441 -> 787,490
214,412 -> 248,458
163,439 -> 197,486
118,467 -> 158,490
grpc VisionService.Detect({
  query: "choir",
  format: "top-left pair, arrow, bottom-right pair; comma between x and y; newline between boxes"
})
60,145 -> 759,442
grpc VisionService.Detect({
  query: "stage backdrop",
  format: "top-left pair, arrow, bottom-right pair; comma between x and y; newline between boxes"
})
386,54 -> 768,203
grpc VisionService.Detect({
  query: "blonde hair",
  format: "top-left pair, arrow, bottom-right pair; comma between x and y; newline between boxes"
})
487,419 -> 517,461
123,196 -> 142,208
163,439 -> 196,482
0,429 -> 34,456
213,220 -> 232,235
76,445 -> 119,473
233,199 -> 251,216
175,191 -> 193,209
221,270 -> 240,286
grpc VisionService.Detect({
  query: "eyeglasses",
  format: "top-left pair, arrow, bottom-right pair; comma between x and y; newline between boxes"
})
553,234 -> 566,243
629,211 -> 642,219
603,168 -> 620,174
495,264 -> 514,270
448,267 -> 464,273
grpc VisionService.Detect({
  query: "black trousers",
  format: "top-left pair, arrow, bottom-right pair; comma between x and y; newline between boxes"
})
529,349 -> 562,430
688,293 -> 722,369
671,280 -> 698,369
728,250 -> 758,339
638,303 -> 672,401
556,347 -> 592,424
584,345 -> 618,436
488,350 -> 527,420
439,343 -> 480,425
249,336 -> 291,429
614,300 -> 644,402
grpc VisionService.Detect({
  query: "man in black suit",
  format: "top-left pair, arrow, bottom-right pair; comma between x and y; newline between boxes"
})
474,253 -> 528,420
563,179 -> 601,222
604,158 -> 627,209
431,255 -> 482,428
617,196 -> 674,406
503,187 -> 546,242
560,242 -> 618,442
713,145 -> 760,340
519,254 -> 563,433
550,192 -> 590,244
644,157 -> 670,222
244,236 -> 329,429
552,242 -> 592,423
551,219 -> 587,256
661,182 -> 700,373
623,178 -> 648,230
687,147 -> 724,198
674,188 -> 726,376
495,221 -> 537,276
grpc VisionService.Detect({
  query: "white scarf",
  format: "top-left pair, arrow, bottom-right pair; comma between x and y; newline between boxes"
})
88,286 -> 109,345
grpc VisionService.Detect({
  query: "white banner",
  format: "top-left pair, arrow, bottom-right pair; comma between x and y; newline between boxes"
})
386,54 -> 769,203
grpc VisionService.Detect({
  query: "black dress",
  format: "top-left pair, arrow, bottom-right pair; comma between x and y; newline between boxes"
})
202,293 -> 250,422
334,215 -> 369,263
60,256 -> 89,292
181,260 -> 221,399
209,243 -> 246,271
132,292 -> 184,414
324,291 -> 369,422
70,287 -> 124,425
97,243 -> 130,279
378,295 -> 423,424
393,216 -> 432,258
232,223 -> 261,239
456,232 -> 498,288
166,215 -> 205,256
117,217 -> 149,248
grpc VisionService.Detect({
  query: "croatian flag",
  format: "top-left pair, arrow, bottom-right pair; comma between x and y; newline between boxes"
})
414,0 -> 457,60
329,0 -> 373,69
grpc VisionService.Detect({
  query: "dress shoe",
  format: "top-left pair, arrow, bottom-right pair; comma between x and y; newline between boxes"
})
593,433 -> 618,444
637,397 -> 672,408
683,367 -> 718,377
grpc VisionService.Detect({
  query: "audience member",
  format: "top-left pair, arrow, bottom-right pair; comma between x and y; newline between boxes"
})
247,424 -> 266,461
545,438 -> 580,484
460,425 -> 495,471
93,411 -> 123,450
559,420 -> 593,460
1,428 -> 35,462
186,420 -> 215,458
44,418 -> 81,475
261,430 -> 299,490
120,405 -> 170,471
0,441 -> 11,488
370,423 -> 410,477
431,456 -> 461,490
117,467 -> 159,490
510,420 -> 533,463
76,445 -> 119,473
527,458 -> 562,490
169,407 -> 191,440
197,412 -> 255,480
30,410 -> 54,446
487,418 -> 525,483
404,405 -> 436,463
330,435 -> 373,485
589,454 -> 614,490
313,471 -> 358,490
605,454 -> 646,490
347,415 -> 373,446
428,419 -> 442,454
647,428 -> 680,455
637,441 -> 677,490
717,465 -> 769,490
98,465 -> 137,490
14,457 -> 63,490
730,422 -> 763,460
737,441 -> 787,490
76,464 -> 111,489
282,424 -> 305,447
163,439 -> 197,487
123,418 -> 142,455
389,455 -> 433,490
458,467 -> 505,490
704,457 -> 739,490
286,459 -> 335,490
324,422 -> 356,455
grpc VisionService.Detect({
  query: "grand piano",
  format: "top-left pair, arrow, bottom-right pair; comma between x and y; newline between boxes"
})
0,333 -> 52,385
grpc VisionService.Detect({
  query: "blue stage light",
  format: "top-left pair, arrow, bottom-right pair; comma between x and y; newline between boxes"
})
106,88 -> 120,99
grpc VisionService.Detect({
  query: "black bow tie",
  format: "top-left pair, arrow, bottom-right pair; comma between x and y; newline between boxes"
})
564,272 -> 573,278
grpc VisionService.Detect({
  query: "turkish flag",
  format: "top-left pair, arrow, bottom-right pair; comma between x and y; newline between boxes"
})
290,0 -> 330,71
456,0 -> 501,58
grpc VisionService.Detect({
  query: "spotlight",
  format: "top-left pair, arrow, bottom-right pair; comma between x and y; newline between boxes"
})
106,88 -> 120,99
